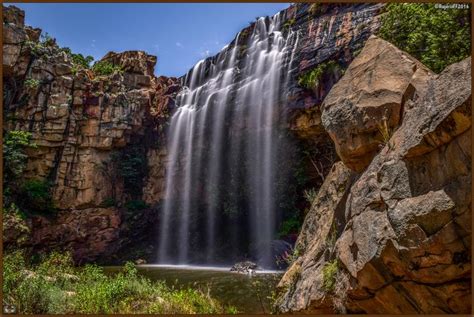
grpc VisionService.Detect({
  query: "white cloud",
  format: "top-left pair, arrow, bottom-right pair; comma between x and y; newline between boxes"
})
176,42 -> 183,48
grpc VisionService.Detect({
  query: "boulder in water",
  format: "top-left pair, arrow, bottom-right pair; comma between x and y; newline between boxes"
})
230,261 -> 258,274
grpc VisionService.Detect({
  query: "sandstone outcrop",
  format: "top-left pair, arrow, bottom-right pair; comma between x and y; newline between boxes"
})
3,3 -> 386,263
2,5 -> 178,262
277,36 -> 471,313
321,35 -> 434,172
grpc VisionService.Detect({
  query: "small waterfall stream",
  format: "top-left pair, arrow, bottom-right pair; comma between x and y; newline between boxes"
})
158,13 -> 297,268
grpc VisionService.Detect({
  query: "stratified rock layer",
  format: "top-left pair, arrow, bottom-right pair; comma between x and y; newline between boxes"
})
2,5 -> 178,262
277,35 -> 471,313
3,3 -> 385,263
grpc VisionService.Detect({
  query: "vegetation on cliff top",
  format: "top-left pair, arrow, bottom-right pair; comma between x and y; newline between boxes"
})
3,251 -> 237,314
379,3 -> 471,73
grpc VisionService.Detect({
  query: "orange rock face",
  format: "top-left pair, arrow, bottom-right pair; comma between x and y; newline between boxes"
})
321,36 -> 434,172
2,5 -> 178,262
278,38 -> 471,313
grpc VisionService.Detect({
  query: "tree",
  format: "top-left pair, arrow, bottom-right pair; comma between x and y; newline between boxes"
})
378,3 -> 471,73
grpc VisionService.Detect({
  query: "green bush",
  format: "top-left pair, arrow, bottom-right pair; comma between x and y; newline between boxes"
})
282,18 -> 296,31
322,259 -> 338,292
378,3 -> 471,73
113,146 -> 148,197
24,78 -> 41,89
297,61 -> 339,90
92,60 -> 123,76
278,216 -> 302,238
3,251 -> 236,314
303,187 -> 317,204
19,179 -> 55,214
3,130 -> 36,183
125,200 -> 149,211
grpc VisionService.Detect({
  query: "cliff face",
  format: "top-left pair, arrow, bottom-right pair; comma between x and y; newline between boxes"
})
3,5 -> 179,262
3,3 -> 385,263
276,36 -> 471,314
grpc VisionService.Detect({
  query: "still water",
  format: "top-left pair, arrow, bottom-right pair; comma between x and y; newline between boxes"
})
105,265 -> 283,314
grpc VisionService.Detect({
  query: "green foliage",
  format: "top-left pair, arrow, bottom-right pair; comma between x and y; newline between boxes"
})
286,247 -> 301,265
24,78 -> 41,89
62,47 -> 94,69
112,146 -> 147,197
3,251 -> 235,314
92,60 -> 123,76
125,200 -> 149,211
303,187 -> 317,204
282,18 -> 296,31
23,40 -> 45,57
3,131 -> 36,184
297,61 -> 339,90
322,259 -> 339,292
278,216 -> 301,238
19,179 -> 55,214
40,32 -> 54,46
378,3 -> 471,73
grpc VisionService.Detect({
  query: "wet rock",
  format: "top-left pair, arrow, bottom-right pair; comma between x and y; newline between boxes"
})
230,261 -> 258,274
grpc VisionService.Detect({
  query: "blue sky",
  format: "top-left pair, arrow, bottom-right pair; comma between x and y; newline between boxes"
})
11,3 -> 290,77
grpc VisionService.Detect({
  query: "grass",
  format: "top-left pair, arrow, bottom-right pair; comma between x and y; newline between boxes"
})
298,60 -> 340,90
322,259 -> 338,292
3,251 -> 237,314
377,117 -> 394,149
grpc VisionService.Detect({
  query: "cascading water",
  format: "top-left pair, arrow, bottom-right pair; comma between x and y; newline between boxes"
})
158,13 -> 298,268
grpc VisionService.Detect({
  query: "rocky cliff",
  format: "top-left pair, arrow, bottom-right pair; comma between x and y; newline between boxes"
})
276,36 -> 471,314
3,3 -> 385,263
3,3 -> 471,312
3,5 -> 179,263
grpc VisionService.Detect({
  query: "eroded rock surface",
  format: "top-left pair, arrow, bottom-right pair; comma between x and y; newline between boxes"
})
277,40 -> 471,313
321,36 -> 434,172
3,5 -> 178,262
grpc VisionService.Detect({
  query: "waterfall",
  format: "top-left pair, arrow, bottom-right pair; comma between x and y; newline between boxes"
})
158,13 -> 297,268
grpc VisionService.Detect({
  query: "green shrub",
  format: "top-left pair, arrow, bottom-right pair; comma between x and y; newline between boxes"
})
322,259 -> 338,292
378,3 -> 471,73
278,216 -> 302,238
62,47 -> 94,69
283,18 -> 296,30
3,130 -> 36,183
297,61 -> 339,90
125,200 -> 149,211
92,60 -> 123,76
24,78 -> 41,89
19,179 -> 55,214
303,187 -> 317,203
3,251 -> 235,314
112,146 -> 147,197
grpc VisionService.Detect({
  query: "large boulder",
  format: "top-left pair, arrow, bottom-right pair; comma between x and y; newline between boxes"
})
321,35 -> 433,172
278,48 -> 471,313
